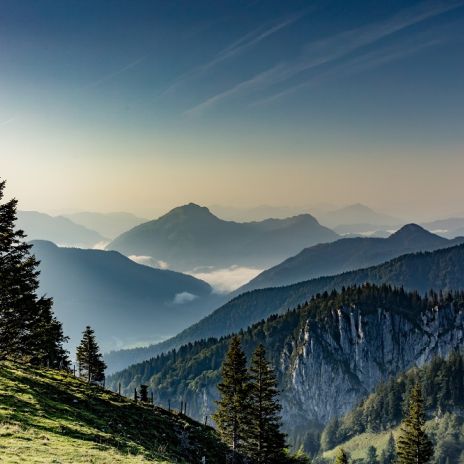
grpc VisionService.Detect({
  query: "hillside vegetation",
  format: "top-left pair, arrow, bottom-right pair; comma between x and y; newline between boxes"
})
105,243 -> 464,373
321,352 -> 464,463
107,285 -> 464,451
0,361 -> 227,463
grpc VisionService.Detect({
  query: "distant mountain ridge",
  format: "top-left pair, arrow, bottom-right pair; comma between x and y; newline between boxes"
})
65,211 -> 148,239
31,240 -> 222,353
104,240 -> 464,373
237,224 -> 463,293
107,203 -> 338,271
18,210 -> 106,247
319,203 -> 401,228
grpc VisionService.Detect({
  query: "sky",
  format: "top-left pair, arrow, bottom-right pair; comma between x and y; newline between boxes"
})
1,0 -> 464,221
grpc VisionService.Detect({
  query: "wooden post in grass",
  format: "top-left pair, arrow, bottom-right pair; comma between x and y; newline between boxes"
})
168,399 -> 171,412
204,416 -> 208,426
180,400 -> 183,414
134,388 -> 137,403
150,391 -> 154,405
184,401 -> 187,415
118,382 -> 121,396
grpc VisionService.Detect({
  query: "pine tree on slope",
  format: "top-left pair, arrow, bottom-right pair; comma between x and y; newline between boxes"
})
366,445 -> 378,464
380,433 -> 397,464
0,179 -> 68,367
397,384 -> 434,464
213,336 -> 250,463
76,326 -> 106,383
245,344 -> 286,464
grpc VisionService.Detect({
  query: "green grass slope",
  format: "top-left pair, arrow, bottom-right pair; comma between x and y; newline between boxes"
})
0,361 -> 227,463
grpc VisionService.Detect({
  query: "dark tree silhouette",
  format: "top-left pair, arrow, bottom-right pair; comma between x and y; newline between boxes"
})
0,179 -> 68,367
76,326 -> 106,383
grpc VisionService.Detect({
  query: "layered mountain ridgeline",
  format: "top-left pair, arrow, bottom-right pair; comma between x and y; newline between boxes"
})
65,211 -> 148,240
237,224 -> 464,293
17,210 -> 106,247
105,243 -> 464,373
107,285 -> 464,450
31,240 -> 222,353
321,352 -> 464,462
107,203 -> 338,271
0,361 -> 228,463
319,203 -> 401,229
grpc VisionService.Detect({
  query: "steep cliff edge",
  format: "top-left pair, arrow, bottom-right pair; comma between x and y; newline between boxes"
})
108,286 -> 464,446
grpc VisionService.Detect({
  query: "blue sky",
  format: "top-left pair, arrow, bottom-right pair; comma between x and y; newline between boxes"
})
1,0 -> 463,219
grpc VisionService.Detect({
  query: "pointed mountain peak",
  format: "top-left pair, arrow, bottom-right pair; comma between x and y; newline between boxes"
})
388,224 -> 441,243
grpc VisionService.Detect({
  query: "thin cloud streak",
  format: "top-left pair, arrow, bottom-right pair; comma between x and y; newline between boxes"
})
83,56 -> 146,90
160,12 -> 305,97
185,0 -> 463,114
252,38 -> 445,107
0,116 -> 16,127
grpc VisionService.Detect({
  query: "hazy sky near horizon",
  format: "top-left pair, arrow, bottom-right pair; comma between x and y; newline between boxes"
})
1,0 -> 464,220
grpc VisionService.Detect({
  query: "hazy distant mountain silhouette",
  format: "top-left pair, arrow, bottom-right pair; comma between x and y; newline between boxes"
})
30,240 -> 221,353
320,203 -> 401,228
18,210 -> 105,247
235,224 -> 464,293
421,217 -> 464,239
65,211 -> 147,239
107,203 -> 338,271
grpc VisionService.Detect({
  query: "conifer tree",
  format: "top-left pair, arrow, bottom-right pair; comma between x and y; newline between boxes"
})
0,179 -> 68,367
366,445 -> 378,464
335,447 -> 349,464
213,336 -> 250,462
139,384 -> 149,403
380,433 -> 397,464
245,344 -> 286,463
397,384 -> 434,464
76,326 -> 106,383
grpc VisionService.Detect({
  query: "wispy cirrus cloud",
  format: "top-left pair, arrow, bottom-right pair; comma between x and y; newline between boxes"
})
83,56 -> 146,90
161,11 -> 305,97
0,116 -> 16,127
252,36 -> 444,107
185,0 -> 463,114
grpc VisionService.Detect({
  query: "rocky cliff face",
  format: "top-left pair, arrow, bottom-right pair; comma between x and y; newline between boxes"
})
280,303 -> 464,435
165,301 -> 464,438
109,287 -> 464,448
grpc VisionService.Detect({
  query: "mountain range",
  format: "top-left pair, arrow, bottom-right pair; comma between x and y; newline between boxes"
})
64,211 -> 147,239
236,224 -> 464,293
104,236 -> 464,374
107,285 -> 464,449
31,240 -> 222,353
107,203 -> 338,271
318,203 -> 401,228
18,210 -> 106,247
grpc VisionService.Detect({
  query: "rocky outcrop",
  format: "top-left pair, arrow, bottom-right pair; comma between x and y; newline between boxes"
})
162,301 -> 463,439
281,303 -> 464,433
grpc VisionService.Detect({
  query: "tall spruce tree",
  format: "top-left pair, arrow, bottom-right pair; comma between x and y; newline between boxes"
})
139,384 -> 149,403
0,179 -> 68,367
380,433 -> 397,464
397,384 -> 434,464
213,336 -> 250,462
245,344 -> 286,464
366,445 -> 379,464
76,326 -> 106,383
